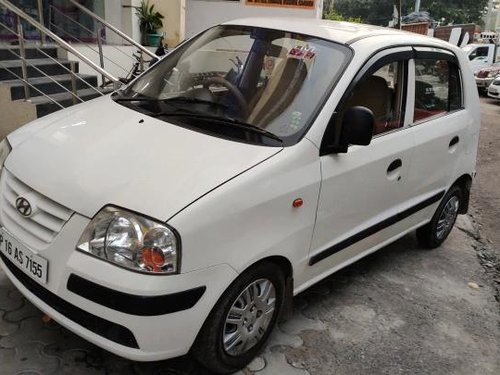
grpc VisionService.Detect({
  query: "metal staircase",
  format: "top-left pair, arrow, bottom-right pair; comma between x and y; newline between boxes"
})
0,44 -> 103,118
0,0 -> 158,137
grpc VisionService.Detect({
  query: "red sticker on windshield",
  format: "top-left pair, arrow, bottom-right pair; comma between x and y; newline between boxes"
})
287,46 -> 316,60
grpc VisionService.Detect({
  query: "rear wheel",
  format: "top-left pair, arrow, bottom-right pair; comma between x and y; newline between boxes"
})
416,186 -> 462,249
192,262 -> 285,374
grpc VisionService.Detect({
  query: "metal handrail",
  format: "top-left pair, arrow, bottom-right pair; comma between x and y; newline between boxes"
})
33,47 -> 104,96
0,62 -> 65,109
48,21 -> 129,75
0,20 -> 104,97
68,0 -> 157,60
0,0 -> 120,86
48,4 -> 137,65
1,47 -> 84,103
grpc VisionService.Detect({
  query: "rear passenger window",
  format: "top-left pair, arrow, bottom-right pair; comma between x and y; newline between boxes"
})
414,59 -> 462,122
343,61 -> 406,136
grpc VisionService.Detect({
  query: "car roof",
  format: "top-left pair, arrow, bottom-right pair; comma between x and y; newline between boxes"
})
223,17 -> 449,47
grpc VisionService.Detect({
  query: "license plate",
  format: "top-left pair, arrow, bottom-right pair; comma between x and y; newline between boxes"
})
0,228 -> 48,284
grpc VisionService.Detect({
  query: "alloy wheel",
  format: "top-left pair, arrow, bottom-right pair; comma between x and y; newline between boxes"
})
436,195 -> 460,240
223,278 -> 276,356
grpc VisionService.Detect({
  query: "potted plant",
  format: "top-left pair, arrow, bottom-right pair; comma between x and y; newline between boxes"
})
135,0 -> 164,47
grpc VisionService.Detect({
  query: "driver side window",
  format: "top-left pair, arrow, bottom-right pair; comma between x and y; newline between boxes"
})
341,60 -> 407,137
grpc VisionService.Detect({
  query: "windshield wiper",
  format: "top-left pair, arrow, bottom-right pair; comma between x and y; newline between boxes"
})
114,95 -> 229,109
160,96 -> 229,108
113,93 -> 154,102
152,112 -> 283,144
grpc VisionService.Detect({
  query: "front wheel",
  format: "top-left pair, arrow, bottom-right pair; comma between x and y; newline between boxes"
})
192,262 -> 285,374
416,186 -> 462,249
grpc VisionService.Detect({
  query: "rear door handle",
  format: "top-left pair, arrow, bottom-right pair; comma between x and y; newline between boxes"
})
449,136 -> 460,148
387,159 -> 402,173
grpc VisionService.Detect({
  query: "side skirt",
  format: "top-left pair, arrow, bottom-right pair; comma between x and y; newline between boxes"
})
309,190 -> 445,266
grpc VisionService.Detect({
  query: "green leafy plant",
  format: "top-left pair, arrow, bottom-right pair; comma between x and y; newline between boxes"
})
323,8 -> 363,23
135,0 -> 164,41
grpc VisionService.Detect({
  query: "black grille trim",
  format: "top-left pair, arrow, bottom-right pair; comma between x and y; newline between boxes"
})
0,253 -> 139,349
67,274 -> 206,316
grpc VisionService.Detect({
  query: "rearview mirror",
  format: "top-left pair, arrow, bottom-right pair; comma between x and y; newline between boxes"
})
339,106 -> 374,147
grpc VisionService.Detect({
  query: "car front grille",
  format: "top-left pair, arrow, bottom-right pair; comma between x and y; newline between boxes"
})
0,169 -> 73,250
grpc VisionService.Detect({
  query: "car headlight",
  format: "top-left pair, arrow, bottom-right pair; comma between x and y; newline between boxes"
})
76,206 -> 180,274
0,138 -> 11,169
488,71 -> 497,78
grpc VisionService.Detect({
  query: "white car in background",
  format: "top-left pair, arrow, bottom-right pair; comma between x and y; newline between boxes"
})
488,76 -> 500,100
0,18 -> 480,374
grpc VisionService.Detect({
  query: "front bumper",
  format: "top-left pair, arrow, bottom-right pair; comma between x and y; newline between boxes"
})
0,213 -> 238,361
476,77 -> 495,88
488,86 -> 500,100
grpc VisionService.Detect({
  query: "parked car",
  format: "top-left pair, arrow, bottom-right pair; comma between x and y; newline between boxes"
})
488,76 -> 500,100
0,18 -> 480,374
474,62 -> 500,92
462,43 -> 499,72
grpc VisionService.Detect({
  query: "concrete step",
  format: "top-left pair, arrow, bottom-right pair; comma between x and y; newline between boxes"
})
2,74 -> 98,100
0,59 -> 80,81
27,87 -> 113,118
0,46 -> 58,61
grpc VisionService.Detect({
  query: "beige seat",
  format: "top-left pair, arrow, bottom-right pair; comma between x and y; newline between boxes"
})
345,75 -> 395,135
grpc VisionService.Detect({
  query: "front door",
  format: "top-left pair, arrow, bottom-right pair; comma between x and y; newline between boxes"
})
304,49 -> 416,284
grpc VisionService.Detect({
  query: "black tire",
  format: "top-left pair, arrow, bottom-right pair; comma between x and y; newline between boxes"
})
416,186 -> 462,249
191,262 -> 285,374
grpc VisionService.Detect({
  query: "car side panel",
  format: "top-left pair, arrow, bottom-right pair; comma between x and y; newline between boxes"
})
168,139 -> 321,288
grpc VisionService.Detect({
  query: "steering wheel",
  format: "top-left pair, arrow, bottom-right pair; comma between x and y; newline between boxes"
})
202,76 -> 249,118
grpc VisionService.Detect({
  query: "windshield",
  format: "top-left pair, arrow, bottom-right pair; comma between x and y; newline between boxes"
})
115,25 -> 351,146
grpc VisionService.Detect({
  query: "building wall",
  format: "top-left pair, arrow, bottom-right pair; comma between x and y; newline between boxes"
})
149,0 -> 186,47
185,0 -> 322,39
483,0 -> 500,32
101,0 -> 142,44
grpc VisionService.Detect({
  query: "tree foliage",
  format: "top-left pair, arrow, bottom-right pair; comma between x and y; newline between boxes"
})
323,8 -> 362,23
325,0 -> 488,26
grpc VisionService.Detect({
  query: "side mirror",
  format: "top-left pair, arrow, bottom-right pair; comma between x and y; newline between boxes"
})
339,106 -> 374,147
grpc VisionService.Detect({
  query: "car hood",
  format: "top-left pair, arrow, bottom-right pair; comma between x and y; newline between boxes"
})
479,65 -> 500,73
5,96 -> 282,221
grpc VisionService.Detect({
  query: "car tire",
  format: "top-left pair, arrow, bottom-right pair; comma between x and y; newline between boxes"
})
191,262 -> 285,374
416,186 -> 462,249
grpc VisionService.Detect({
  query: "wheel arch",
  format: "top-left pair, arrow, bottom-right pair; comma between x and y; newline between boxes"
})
451,174 -> 473,214
242,256 -> 294,321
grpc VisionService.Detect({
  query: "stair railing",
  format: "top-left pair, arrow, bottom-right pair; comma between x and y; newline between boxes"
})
0,0 -> 120,90
47,5 -> 132,79
67,0 -> 157,60
0,18 -> 106,108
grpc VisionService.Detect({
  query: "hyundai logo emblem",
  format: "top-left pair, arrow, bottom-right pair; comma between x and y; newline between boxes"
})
15,197 -> 32,217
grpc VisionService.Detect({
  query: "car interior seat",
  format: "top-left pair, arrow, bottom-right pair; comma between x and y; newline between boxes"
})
344,75 -> 397,135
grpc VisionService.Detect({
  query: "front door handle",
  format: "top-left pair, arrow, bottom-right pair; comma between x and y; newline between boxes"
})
387,159 -> 402,173
449,136 -> 460,148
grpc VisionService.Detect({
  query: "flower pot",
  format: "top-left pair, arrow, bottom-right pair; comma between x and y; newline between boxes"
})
146,33 -> 162,47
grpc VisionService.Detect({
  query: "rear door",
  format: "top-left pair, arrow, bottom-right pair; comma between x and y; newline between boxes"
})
406,48 -> 467,208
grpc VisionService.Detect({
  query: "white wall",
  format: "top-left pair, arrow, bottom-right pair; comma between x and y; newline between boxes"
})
104,0 -> 141,45
150,0 -> 186,47
185,0 -> 322,39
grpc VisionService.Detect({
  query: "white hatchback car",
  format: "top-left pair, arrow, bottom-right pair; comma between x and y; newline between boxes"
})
0,19 -> 480,374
